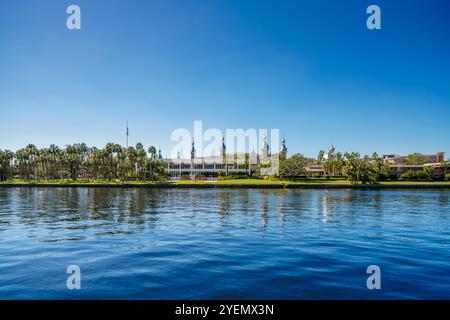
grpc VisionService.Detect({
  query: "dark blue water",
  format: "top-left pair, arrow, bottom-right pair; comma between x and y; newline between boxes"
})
0,187 -> 449,299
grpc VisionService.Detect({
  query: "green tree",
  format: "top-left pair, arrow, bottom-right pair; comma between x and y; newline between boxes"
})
279,154 -> 311,179
372,152 -> 390,181
62,144 -> 84,180
440,160 -> 449,176
342,152 -> 360,184
0,149 -> 14,181
404,153 -> 430,165
422,165 -> 434,178
342,152 -> 385,184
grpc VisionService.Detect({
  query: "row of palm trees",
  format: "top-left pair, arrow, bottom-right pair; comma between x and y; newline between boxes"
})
316,151 -> 390,183
0,143 -> 167,182
319,152 -> 389,177
317,150 -> 450,182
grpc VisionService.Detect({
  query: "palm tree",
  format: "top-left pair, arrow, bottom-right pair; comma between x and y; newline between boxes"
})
37,148 -> 50,180
440,160 -> 449,176
25,144 -> 39,180
2,142 -> 168,182
126,146 -> 137,180
148,146 -> 157,159
135,143 -> 147,180
117,147 -> 128,180
318,150 -> 325,162
15,147 -> 31,180
423,165 -> 434,178
145,146 -> 158,180
342,152 -> 361,184
0,149 -> 14,181
322,159 -> 333,177
48,144 -> 61,179
335,152 -> 344,176
62,144 -> 84,180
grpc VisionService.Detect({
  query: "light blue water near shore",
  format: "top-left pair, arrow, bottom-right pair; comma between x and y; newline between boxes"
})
0,187 -> 449,299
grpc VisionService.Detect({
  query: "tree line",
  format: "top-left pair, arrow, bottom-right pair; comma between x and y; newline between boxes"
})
280,151 -> 449,184
279,152 -> 390,184
0,143 -> 167,182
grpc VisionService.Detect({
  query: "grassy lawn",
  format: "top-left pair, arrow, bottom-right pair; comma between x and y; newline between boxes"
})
379,180 -> 450,185
0,179 -> 165,185
2,178 -> 450,186
175,178 -> 352,185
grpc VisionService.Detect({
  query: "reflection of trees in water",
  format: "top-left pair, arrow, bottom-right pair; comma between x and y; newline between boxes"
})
438,193 -> 449,206
17,188 -> 85,225
2,188 -> 450,241
257,190 -> 278,232
186,189 -> 205,219
218,190 -> 231,220
0,189 -> 13,230
216,189 -> 289,230
285,189 -> 315,225
3,188 -> 170,235
85,188 -> 165,234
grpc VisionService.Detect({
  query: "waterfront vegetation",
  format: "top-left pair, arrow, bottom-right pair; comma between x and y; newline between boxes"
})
279,152 -> 449,183
1,144 -> 449,185
279,151 -> 392,184
0,143 -> 166,182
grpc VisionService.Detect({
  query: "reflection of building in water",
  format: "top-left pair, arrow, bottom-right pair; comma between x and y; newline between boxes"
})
259,191 -> 269,231
277,190 -> 287,227
319,193 -> 332,223
166,137 -> 287,178
218,190 -> 231,219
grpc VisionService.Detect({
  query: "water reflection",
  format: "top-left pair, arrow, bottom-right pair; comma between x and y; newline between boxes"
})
1,187 -> 450,299
1,188 -> 449,234
319,191 -> 332,223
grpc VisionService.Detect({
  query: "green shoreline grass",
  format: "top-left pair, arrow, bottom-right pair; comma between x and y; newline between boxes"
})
1,179 -> 450,186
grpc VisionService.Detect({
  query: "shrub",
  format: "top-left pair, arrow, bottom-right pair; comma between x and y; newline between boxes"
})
400,170 -> 429,181
218,174 -> 252,181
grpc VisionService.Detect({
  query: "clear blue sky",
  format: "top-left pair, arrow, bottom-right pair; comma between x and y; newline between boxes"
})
1,0 -> 449,158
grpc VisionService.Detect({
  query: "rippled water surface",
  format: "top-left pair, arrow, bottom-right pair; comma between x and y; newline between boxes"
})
0,187 -> 449,299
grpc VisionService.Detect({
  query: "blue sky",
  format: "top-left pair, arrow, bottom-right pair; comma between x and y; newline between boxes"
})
0,0 -> 449,158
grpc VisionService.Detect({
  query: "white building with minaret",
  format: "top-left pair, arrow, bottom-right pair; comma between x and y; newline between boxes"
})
165,135 -> 288,178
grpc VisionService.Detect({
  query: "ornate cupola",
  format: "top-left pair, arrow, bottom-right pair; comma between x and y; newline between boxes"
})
280,138 -> 287,159
323,144 -> 336,161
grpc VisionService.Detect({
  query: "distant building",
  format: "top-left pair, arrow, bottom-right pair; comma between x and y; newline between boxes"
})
260,136 -> 270,159
389,163 -> 445,179
165,137 -> 287,178
322,145 -> 335,161
279,138 -> 288,160
383,152 -> 445,165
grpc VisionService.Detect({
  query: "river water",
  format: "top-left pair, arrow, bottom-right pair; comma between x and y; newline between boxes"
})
0,187 -> 449,299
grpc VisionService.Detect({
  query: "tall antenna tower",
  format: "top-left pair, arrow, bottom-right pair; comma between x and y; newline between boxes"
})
126,121 -> 129,148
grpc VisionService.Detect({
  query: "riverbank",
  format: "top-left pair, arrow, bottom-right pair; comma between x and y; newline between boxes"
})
1,179 -> 450,188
